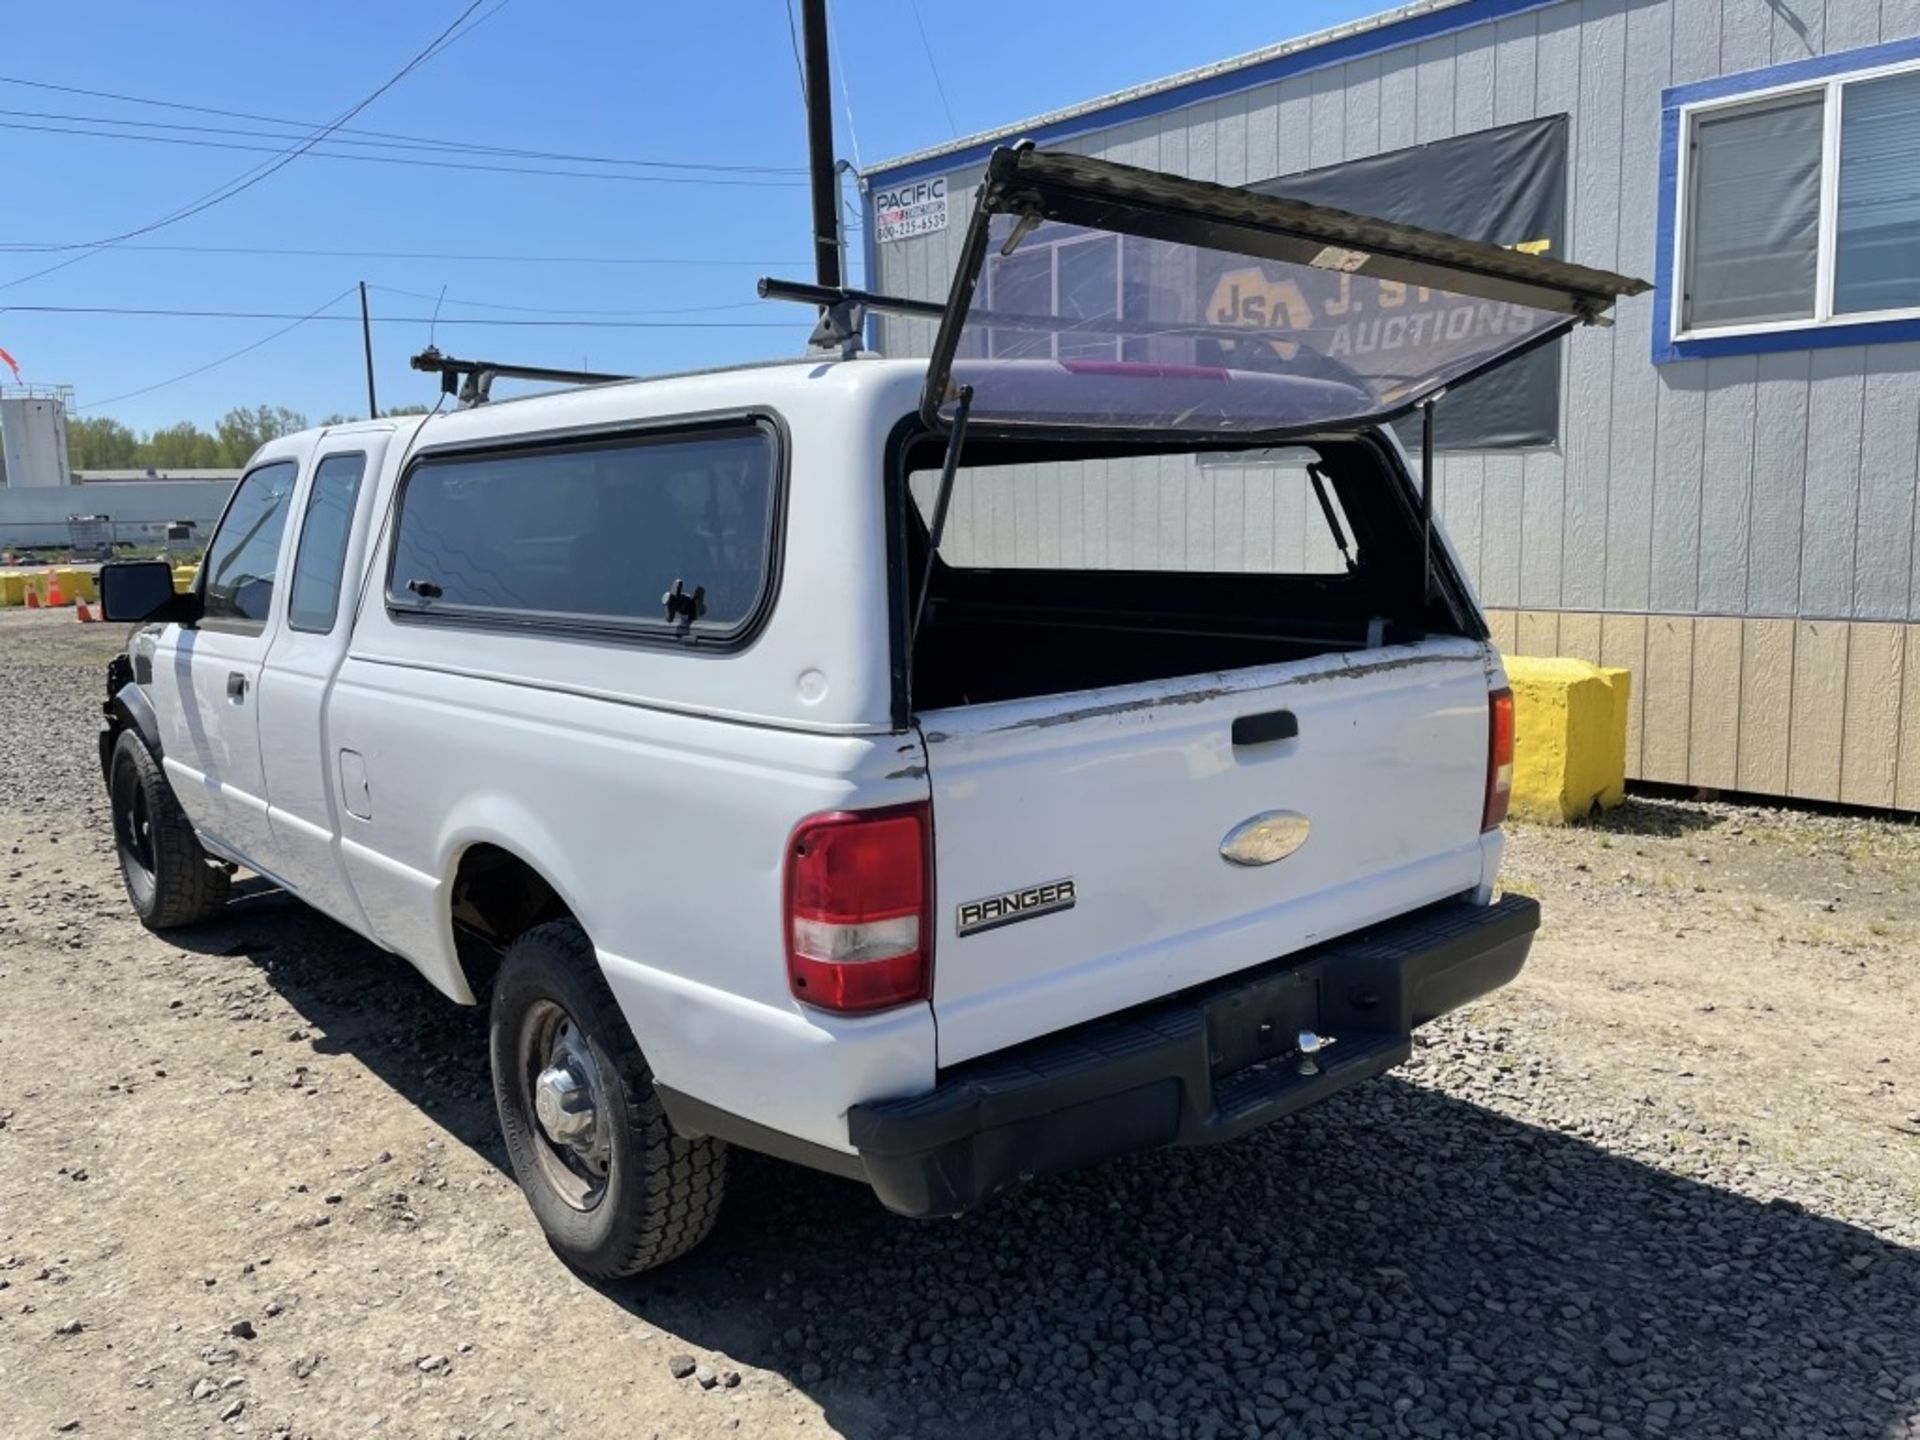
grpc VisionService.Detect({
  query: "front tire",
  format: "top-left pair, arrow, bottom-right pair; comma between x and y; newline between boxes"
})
108,729 -> 231,930
490,919 -> 727,1276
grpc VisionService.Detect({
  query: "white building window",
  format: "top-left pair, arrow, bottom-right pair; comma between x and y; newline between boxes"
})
1675,59 -> 1920,339
985,232 -> 1125,361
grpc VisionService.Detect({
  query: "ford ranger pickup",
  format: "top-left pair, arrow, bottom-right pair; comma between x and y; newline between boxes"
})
95,147 -> 1644,1274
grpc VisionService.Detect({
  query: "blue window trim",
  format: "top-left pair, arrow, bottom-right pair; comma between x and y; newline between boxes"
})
859,0 -> 1567,193
1652,35 -> 1920,364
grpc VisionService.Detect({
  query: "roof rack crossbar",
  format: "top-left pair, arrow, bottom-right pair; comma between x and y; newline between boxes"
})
757,276 -> 944,358
408,346 -> 632,407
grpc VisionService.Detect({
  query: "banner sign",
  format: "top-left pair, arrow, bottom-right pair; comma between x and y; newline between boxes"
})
1209,115 -> 1570,450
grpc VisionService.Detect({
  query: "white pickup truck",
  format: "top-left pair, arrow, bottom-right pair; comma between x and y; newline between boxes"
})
97,148 -> 1642,1275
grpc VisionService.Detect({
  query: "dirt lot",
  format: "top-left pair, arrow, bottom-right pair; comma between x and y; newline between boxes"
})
2,608 -> 1917,1440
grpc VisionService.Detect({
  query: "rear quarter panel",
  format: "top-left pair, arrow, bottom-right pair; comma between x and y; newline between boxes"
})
325,661 -> 934,1148
324,365 -> 935,1150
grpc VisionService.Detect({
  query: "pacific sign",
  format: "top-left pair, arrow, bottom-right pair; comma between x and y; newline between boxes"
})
874,177 -> 948,244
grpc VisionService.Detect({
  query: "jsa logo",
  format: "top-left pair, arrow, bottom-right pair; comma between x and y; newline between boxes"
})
1206,268 -> 1310,358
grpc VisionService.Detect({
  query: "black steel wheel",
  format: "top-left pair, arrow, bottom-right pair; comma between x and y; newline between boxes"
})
108,728 -> 230,930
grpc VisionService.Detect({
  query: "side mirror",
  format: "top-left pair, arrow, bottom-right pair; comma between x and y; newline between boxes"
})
100,560 -> 202,625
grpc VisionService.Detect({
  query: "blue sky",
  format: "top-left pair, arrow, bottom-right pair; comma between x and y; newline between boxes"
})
1,1 -> 1385,431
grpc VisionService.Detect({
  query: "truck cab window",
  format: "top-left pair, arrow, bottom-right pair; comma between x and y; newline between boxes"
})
287,453 -> 367,633
201,460 -> 297,628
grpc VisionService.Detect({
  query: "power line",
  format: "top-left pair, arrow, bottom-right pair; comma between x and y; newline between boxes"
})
784,0 -> 808,111
74,288 -> 359,411
1,0 -> 497,292
2,303 -> 801,329
907,0 -> 959,138
366,283 -> 762,318
824,0 -> 862,171
0,82 -> 805,175
0,107 -> 803,177
47,2 -> 497,248
0,117 -> 808,187
0,241 -> 808,267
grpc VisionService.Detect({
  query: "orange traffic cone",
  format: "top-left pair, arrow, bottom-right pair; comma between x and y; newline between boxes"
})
75,600 -> 95,623
47,575 -> 65,606
24,587 -> 40,609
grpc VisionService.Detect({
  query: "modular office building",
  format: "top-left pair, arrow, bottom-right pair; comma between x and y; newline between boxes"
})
862,0 -> 1920,810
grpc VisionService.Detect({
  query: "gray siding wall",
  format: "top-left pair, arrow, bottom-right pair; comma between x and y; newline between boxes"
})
871,0 -> 1920,625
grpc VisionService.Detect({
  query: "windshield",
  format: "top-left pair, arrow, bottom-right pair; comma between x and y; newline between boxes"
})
922,147 -> 1648,439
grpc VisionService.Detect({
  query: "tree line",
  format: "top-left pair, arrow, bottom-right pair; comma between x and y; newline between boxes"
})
67,404 -> 431,471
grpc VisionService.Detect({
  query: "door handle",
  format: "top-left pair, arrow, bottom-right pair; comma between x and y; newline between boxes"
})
1232,709 -> 1298,746
226,671 -> 248,701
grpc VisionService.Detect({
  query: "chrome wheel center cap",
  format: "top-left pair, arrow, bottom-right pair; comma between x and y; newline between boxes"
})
533,1060 -> 597,1150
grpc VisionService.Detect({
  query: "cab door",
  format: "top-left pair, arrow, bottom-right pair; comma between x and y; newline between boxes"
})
153,454 -> 304,874
257,439 -> 385,925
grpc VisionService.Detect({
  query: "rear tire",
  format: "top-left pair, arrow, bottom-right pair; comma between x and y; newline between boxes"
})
490,919 -> 727,1276
108,728 -> 231,931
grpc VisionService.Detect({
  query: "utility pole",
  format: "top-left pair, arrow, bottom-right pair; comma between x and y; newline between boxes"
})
359,281 -> 379,419
800,0 -> 841,292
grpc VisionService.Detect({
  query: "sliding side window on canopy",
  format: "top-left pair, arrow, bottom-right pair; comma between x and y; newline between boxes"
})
920,145 -> 1649,440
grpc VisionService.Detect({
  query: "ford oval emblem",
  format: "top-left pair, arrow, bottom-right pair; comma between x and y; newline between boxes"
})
1220,810 -> 1311,867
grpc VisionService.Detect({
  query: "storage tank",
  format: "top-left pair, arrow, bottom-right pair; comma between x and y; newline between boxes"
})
0,387 -> 75,488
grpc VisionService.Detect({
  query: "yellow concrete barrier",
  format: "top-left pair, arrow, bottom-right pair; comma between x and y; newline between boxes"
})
171,564 -> 199,594
1503,656 -> 1631,823
0,571 -> 50,607
54,566 -> 98,603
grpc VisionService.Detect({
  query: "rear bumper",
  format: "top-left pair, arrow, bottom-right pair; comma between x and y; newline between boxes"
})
846,894 -> 1538,1217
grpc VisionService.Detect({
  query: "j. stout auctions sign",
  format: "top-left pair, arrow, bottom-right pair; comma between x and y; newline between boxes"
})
1203,115 -> 1569,450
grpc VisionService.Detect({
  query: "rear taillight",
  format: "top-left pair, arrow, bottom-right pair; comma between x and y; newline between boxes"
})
784,804 -> 932,1014
1482,686 -> 1515,831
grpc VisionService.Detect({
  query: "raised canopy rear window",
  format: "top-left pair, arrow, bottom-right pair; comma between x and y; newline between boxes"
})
388,423 -> 779,641
923,147 -> 1647,439
951,215 -> 1570,433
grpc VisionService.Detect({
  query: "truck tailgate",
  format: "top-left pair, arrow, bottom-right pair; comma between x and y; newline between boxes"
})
920,637 -> 1495,1065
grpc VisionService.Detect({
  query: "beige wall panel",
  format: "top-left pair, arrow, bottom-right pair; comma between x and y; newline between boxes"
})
1737,618 -> 1795,798
1688,617 -> 1742,789
1558,612 -> 1603,663
1788,621 -> 1849,802
1517,609 -> 1560,656
1900,628 -> 1920,813
1432,609 -> 1915,808
1641,615 -> 1695,784
1841,623 -> 1905,810
1599,613 -> 1648,776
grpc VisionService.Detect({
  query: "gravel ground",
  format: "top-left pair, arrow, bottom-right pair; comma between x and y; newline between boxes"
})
1,608 -> 1916,1440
